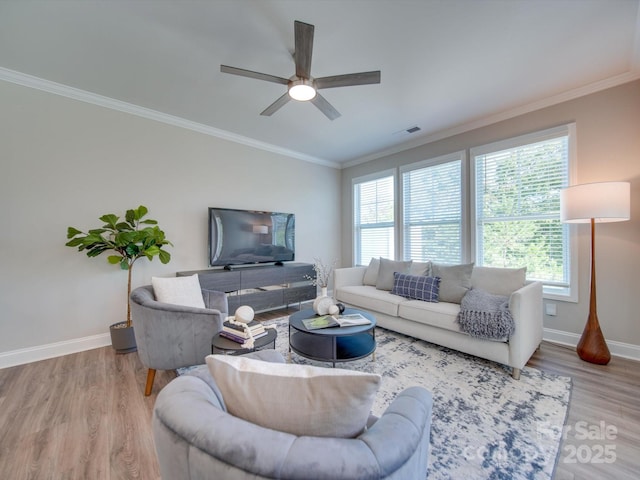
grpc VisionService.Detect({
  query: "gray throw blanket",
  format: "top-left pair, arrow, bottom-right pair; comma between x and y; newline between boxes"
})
457,288 -> 515,340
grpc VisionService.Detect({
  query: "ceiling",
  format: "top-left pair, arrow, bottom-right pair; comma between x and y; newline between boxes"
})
1,1 -> 639,168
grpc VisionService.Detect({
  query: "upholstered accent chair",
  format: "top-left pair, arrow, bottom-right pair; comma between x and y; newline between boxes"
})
129,285 -> 228,396
152,350 -> 433,479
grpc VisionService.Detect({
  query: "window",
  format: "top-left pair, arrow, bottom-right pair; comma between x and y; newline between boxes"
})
353,172 -> 395,266
471,125 -> 574,297
401,153 -> 464,263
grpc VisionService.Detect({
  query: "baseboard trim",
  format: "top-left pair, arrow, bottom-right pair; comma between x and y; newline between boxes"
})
543,328 -> 640,361
0,333 -> 112,369
2,327 -> 637,369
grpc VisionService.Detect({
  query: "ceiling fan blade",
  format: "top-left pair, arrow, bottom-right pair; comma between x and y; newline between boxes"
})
310,93 -> 341,120
220,65 -> 289,85
315,71 -> 381,89
294,21 -> 314,79
260,92 -> 291,116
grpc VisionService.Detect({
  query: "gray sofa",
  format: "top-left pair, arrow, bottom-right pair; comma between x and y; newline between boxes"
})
334,263 -> 543,379
152,350 -> 433,480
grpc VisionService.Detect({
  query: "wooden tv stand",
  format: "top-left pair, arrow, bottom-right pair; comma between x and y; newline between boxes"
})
177,262 -> 316,313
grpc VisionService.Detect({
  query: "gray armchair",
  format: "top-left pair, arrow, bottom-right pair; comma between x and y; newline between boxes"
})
152,351 -> 433,480
130,285 -> 228,396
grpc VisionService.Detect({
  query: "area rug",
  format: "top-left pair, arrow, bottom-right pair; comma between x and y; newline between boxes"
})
265,317 -> 572,480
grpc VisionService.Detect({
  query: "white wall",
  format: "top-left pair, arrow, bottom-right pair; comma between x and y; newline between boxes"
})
341,80 -> 640,356
0,80 -> 341,363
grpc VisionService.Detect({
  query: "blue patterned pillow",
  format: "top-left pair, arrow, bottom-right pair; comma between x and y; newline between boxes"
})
391,273 -> 440,302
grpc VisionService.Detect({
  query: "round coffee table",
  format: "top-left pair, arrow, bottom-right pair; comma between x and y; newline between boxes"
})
288,308 -> 376,367
211,328 -> 277,355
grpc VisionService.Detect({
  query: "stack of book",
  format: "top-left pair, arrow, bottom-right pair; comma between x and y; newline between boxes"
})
220,320 -> 267,344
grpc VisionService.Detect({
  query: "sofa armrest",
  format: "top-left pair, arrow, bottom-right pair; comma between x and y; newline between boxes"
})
507,281 -> 543,370
202,288 -> 229,315
334,266 -> 367,291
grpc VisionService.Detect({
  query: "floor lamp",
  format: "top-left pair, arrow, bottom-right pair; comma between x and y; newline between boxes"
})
560,181 -> 630,365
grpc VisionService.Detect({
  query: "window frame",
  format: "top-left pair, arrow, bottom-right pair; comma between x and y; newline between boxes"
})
352,169 -> 397,266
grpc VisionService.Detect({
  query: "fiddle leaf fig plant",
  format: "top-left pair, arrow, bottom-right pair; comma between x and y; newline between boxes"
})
66,205 -> 172,327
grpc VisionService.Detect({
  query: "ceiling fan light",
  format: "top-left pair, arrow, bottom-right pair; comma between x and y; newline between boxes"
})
289,80 -> 316,101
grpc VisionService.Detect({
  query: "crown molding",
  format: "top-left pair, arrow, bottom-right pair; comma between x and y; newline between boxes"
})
344,71 -> 640,169
0,67 -> 340,169
2,66 -> 637,171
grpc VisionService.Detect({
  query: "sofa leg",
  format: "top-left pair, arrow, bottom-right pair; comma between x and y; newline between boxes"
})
512,368 -> 521,380
145,368 -> 156,396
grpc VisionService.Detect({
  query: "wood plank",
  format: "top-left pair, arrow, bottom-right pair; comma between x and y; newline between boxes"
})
0,305 -> 637,479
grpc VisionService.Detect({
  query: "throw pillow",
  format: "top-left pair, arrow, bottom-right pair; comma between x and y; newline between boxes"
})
409,260 -> 431,276
431,263 -> 474,304
151,274 -> 206,309
391,272 -> 440,302
375,258 -> 413,291
206,355 -> 381,438
470,266 -> 527,296
362,257 -> 380,286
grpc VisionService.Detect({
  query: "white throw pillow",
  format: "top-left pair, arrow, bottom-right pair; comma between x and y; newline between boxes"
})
206,355 -> 381,438
151,274 -> 205,309
409,261 -> 431,276
431,263 -> 474,304
376,258 -> 413,291
471,266 -> 527,296
362,257 -> 380,286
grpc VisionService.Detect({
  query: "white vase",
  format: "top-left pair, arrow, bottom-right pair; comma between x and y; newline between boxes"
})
313,286 -> 332,315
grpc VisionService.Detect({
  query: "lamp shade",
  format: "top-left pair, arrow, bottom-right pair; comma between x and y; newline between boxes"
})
253,225 -> 268,234
560,181 -> 630,224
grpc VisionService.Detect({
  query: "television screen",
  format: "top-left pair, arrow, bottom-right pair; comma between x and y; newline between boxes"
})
208,208 -> 295,267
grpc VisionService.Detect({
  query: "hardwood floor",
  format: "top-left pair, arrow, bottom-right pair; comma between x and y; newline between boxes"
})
0,305 -> 638,479
527,341 -> 640,480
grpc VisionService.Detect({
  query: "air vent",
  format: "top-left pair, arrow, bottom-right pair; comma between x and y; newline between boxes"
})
393,125 -> 421,136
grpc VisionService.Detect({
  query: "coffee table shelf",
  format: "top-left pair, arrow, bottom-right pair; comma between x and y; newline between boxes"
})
288,308 -> 376,367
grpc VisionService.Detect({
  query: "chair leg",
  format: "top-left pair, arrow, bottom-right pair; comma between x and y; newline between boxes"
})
145,368 -> 156,396
512,368 -> 521,380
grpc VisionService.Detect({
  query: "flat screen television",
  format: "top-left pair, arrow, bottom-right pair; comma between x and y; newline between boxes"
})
208,207 -> 295,267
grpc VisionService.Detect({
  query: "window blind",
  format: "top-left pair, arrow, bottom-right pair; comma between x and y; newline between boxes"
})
402,159 -> 462,263
474,135 -> 569,284
354,175 -> 394,265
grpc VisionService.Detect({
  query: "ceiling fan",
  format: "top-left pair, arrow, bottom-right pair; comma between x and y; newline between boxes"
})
220,20 -> 381,120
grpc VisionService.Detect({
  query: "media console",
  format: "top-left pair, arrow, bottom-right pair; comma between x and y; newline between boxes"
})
177,263 -> 316,313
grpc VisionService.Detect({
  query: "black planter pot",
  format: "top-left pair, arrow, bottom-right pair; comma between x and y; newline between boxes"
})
110,322 -> 137,354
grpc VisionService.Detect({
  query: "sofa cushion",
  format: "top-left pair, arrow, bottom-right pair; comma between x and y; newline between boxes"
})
362,257 -> 380,286
431,263 -> 474,304
205,355 -> 381,438
151,274 -> 206,309
336,285 -> 406,317
398,300 -> 463,333
409,261 -> 431,276
471,266 -> 527,296
376,258 -> 413,291
391,273 -> 440,302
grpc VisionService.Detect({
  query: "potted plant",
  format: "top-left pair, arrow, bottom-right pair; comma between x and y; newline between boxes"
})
65,205 -> 172,353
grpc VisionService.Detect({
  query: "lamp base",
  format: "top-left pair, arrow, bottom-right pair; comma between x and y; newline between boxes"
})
576,311 -> 611,365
